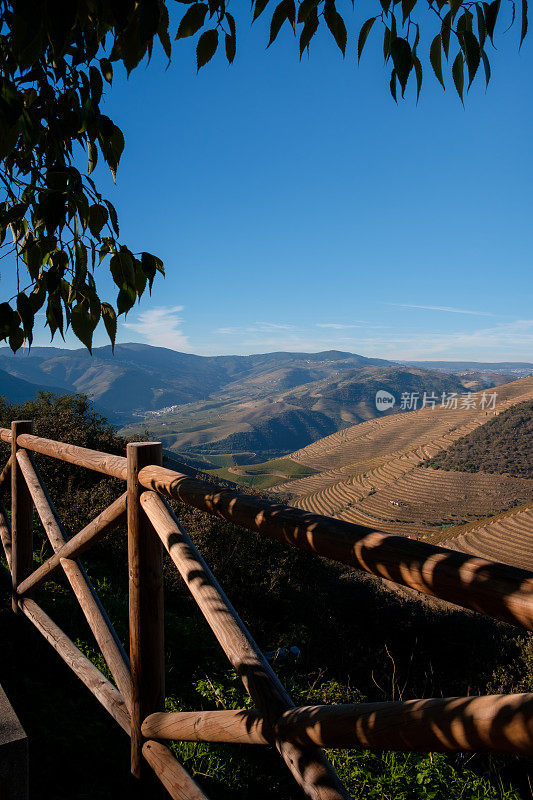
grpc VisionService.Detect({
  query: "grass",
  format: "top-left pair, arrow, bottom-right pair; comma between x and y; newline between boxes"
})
234,458 -> 317,477
199,452 -> 259,468
208,457 -> 318,490
208,468 -> 285,490
164,674 -> 522,800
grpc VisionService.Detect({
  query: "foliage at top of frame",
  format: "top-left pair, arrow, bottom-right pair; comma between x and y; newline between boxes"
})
0,0 -> 526,352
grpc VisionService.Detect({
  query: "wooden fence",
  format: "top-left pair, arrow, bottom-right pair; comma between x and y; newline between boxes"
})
1,420 -> 533,799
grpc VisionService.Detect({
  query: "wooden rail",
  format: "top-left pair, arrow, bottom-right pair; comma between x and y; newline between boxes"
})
1,422 -> 533,800
142,693 -> 533,756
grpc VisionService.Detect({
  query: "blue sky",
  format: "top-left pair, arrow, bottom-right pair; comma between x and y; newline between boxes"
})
6,5 -> 533,360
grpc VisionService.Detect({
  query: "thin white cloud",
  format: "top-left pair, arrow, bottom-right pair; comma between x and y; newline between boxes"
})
316,323 -> 365,329
344,319 -> 533,361
215,322 -> 294,335
123,305 -> 189,350
386,303 -> 494,316
117,308 -> 532,361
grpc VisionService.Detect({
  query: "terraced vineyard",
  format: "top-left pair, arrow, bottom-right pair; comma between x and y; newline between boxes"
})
273,376 -> 533,568
438,506 -> 533,571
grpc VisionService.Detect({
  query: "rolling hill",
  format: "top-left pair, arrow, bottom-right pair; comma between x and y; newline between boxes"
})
124,365 -> 495,456
0,343 -> 522,463
221,376 -> 533,569
402,360 -> 533,376
0,367 -> 65,404
0,344 -> 391,421
122,364 -> 499,459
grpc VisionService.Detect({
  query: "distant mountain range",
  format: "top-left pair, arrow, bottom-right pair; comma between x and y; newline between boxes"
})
0,344 -> 390,418
0,344 -> 526,460
0,367 -> 65,404
401,360 -> 533,376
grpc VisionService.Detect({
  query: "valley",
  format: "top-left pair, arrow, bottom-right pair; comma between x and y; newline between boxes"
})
4,343 -> 530,462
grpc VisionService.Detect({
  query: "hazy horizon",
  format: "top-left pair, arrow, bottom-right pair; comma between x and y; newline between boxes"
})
1,340 -> 532,366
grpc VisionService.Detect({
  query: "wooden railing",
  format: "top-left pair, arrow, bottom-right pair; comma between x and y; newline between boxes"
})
1,420 -> 533,799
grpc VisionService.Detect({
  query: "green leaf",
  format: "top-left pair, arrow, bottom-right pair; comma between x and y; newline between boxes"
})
452,50 -> 464,101
75,242 -> 88,281
29,282 -> 46,314
134,259 -> 147,297
16,293 -> 34,345
196,29 -> 218,70
158,2 -> 172,61
481,48 -> 491,84
441,10 -> 452,57
457,9 -> 474,34
104,200 -> 119,237
390,68 -> 398,102
476,4 -> 487,47
390,37 -> 412,95
268,0 -> 295,46
77,194 -> 89,232
38,192 -> 65,237
88,140 -> 98,175
413,21 -> 420,50
100,58 -> 113,84
71,300 -> 99,353
390,11 -> 397,39
402,0 -> 417,24
141,252 -> 164,291
139,0 -> 161,43
430,34 -> 445,88
413,55 -> 423,101
9,326 -> 24,353
99,244 -> 111,265
253,0 -> 271,21
24,241 -> 42,281
383,26 -> 391,61
2,203 -> 28,226
358,17 -> 377,61
46,294 -> 64,340
225,32 -> 236,63
101,302 -> 117,350
225,12 -> 236,62
300,10 -> 319,55
110,126 -> 125,169
226,11 -> 236,38
88,204 -> 108,238
110,249 -> 135,288
520,0 -> 528,45
324,2 -> 347,56
484,0 -> 500,42
461,30 -> 481,87
0,303 -> 16,339
89,65 -> 103,104
117,285 -> 137,315
298,0 -> 320,22
449,0 -> 463,17
176,3 -> 208,39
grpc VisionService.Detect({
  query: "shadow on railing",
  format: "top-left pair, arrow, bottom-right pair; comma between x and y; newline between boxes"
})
1,420 -> 533,800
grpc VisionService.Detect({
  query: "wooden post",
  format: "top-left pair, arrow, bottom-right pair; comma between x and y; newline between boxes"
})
11,421 -> 33,613
127,442 -> 164,780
